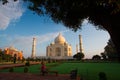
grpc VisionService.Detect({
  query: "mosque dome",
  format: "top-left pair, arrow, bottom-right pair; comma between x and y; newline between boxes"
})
9,46 -> 18,51
55,33 -> 66,44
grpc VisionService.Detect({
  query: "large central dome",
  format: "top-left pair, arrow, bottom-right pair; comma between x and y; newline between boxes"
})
55,33 -> 66,44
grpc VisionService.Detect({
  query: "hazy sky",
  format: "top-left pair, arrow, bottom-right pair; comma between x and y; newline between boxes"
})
0,0 -> 110,58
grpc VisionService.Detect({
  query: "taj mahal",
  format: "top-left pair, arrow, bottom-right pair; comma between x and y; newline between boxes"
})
46,33 -> 72,59
31,33 -> 83,59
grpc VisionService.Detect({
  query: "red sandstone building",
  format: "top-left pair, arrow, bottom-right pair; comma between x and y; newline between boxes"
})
4,46 -> 23,60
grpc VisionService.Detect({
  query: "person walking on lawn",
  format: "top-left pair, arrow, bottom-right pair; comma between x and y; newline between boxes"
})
41,61 -> 48,76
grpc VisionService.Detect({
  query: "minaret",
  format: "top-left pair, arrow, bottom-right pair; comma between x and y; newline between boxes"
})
31,37 -> 36,59
79,35 -> 83,53
76,44 -> 78,53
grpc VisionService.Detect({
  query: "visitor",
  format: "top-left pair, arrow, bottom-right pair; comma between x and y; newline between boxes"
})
41,61 -> 48,76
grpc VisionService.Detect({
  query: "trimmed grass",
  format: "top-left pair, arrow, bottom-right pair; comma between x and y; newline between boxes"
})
50,62 -> 120,80
0,62 -> 120,80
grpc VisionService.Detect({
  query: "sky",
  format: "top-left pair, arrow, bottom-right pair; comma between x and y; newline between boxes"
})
0,0 -> 110,59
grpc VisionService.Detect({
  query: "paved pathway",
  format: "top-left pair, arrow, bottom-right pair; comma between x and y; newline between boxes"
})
0,63 -> 24,70
0,73 -> 71,80
0,62 -> 40,70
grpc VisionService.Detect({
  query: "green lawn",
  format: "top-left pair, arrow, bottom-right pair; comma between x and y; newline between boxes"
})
50,62 -> 120,80
0,62 -> 120,80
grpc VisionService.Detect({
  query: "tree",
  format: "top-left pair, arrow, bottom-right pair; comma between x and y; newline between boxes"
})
73,52 -> 84,60
92,55 -> 101,60
101,52 -> 107,60
13,54 -> 17,63
0,49 -> 3,62
104,39 -> 118,60
1,0 -> 120,60
0,49 -> 12,62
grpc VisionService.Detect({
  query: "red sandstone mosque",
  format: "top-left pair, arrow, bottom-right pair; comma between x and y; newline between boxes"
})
4,46 -> 23,60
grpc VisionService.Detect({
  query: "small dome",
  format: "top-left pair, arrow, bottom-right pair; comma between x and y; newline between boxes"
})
55,33 -> 66,44
9,46 -> 18,51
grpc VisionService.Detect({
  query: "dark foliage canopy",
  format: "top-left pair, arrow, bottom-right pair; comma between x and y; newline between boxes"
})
104,39 -> 118,60
92,55 -> 101,60
24,0 -> 120,30
73,52 -> 84,60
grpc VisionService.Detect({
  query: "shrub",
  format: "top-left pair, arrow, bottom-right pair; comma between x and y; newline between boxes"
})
9,67 -> 14,72
24,67 -> 29,73
25,61 -> 30,66
98,72 -> 107,80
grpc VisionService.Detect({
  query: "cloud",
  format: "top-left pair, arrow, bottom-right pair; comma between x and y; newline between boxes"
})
11,30 -> 68,47
0,0 -> 24,30
12,32 -> 60,47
